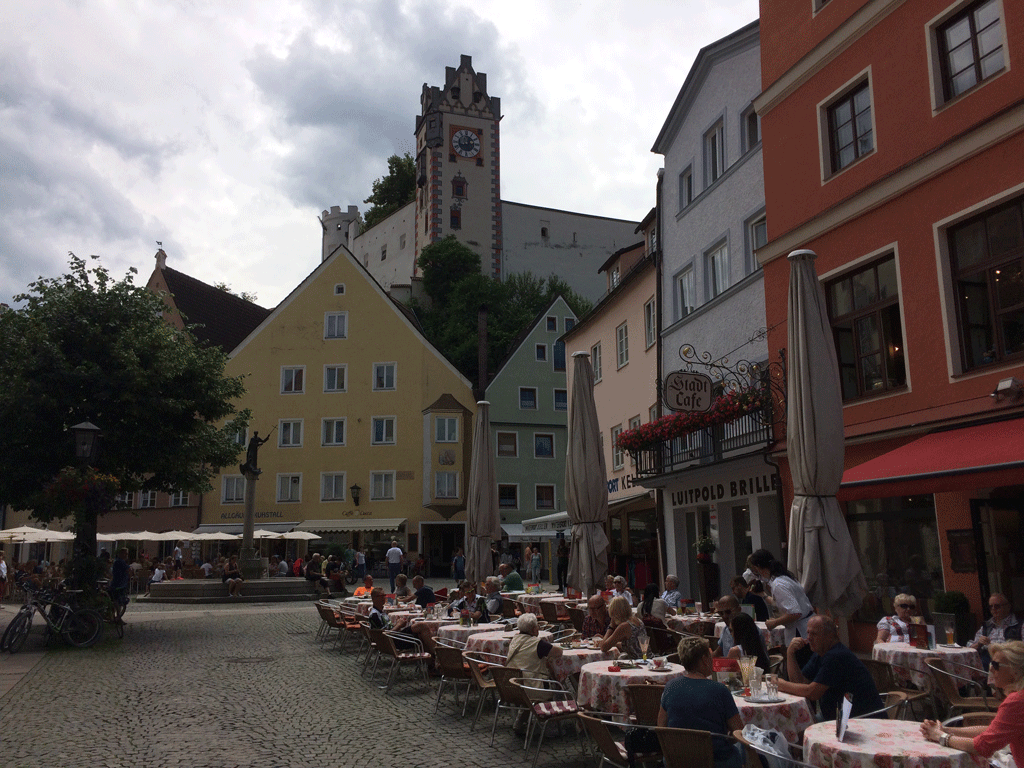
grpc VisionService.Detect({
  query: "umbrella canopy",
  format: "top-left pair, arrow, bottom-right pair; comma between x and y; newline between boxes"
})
110,531 -> 161,541
565,352 -> 610,595
251,529 -> 282,539
0,526 -> 73,542
278,531 -> 321,541
148,530 -> 197,541
786,250 -> 868,616
466,401 -> 501,585
193,532 -> 240,541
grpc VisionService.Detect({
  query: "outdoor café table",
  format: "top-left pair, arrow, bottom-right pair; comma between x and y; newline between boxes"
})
386,609 -> 423,624
733,690 -> 814,745
576,660 -> 686,717
714,620 -> 786,649
665,614 -> 712,632
464,629 -> 552,658
803,718 -> 987,768
540,596 -> 574,611
548,646 -> 616,685
409,617 -> 458,636
518,592 -> 563,614
435,622 -> 508,647
872,642 -> 985,690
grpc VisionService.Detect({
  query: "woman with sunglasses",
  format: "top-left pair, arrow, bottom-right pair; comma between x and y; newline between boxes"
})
921,640 -> 1024,766
874,593 -> 919,644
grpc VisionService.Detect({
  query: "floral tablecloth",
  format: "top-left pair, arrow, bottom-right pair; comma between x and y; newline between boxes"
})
435,622 -> 508,646
548,647 -> 616,684
464,629 -> 552,659
516,592 -> 565,614
408,617 -> 458,636
576,660 -> 686,715
734,691 -> 813,744
872,643 -> 984,690
804,719 -> 987,768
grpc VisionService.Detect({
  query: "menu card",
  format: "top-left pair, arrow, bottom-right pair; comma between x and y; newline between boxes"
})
835,693 -> 853,741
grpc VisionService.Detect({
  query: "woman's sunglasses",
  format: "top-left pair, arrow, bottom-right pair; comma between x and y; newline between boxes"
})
897,604 -> 914,609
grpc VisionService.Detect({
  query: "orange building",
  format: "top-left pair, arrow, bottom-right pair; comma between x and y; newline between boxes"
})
756,0 -> 1024,644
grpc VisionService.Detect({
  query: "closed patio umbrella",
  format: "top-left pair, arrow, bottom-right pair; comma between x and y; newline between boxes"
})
466,401 -> 501,586
786,250 -> 867,616
565,352 -> 610,595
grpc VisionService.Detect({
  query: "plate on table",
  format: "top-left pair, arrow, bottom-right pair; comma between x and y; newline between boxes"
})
742,695 -> 785,704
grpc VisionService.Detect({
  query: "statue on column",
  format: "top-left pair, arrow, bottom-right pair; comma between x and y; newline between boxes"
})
240,430 -> 271,475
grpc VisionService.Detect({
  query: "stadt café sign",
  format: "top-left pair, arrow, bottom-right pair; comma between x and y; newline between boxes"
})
664,371 -> 713,413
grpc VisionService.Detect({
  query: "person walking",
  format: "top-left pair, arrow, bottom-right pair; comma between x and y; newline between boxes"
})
556,539 -> 569,592
530,545 -> 542,584
451,547 -> 466,581
385,540 -> 403,593
355,548 -> 366,579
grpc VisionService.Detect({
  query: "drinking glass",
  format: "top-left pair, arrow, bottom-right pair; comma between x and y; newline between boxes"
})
639,634 -> 650,661
765,674 -> 778,699
738,655 -> 755,688
945,622 -> 956,646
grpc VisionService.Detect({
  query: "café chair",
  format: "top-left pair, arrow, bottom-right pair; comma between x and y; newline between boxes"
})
654,726 -> 714,768
464,651 -> 502,730
433,643 -> 473,714
943,711 -> 996,728
567,606 -> 585,632
377,630 -> 432,694
503,599 -> 519,619
925,657 -> 994,719
854,690 -> 908,720
489,665 -> 529,747
864,658 -> 931,719
509,676 -> 582,768
577,713 -> 661,768
540,599 -> 572,627
625,683 -> 665,726
338,608 -> 364,652
734,729 -> 814,768
768,654 -> 784,675
647,625 -> 677,656
314,601 -> 340,645
548,627 -> 578,644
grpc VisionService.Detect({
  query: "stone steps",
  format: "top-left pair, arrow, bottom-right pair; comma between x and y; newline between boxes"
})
141,578 -> 348,604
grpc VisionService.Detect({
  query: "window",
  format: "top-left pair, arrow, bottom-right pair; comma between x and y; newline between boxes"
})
649,403 -> 660,422
937,0 -> 1004,101
679,166 -> 693,209
169,491 -> 188,507
706,242 -> 730,298
611,266 -> 620,287
372,417 -> 396,445
229,424 -> 246,447
565,318 -> 576,332
591,343 -> 602,382
827,80 -> 873,173
536,485 -> 555,510
611,425 -> 624,470
435,471 -> 458,499
277,474 -> 301,503
324,365 -> 346,393
644,298 -> 657,348
116,491 -> 135,508
324,311 -> 347,339
678,267 -> 696,318
744,108 -> 760,151
222,477 -> 244,504
373,363 -> 396,391
450,207 -> 461,230
436,416 -> 458,443
705,121 -> 725,185
371,471 -> 395,500
400,234 -> 406,249
497,432 -> 518,457
139,490 -> 156,508
281,366 -> 304,394
519,387 -> 537,409
948,197 -> 1024,369
534,433 -> 554,459
536,344 -> 547,361
279,420 -> 303,447
826,254 -> 906,399
616,322 -> 629,368
322,418 -> 346,446
321,473 -> 346,502
499,484 -> 518,509
381,244 -> 387,261
546,316 -> 557,332
553,340 -> 566,372
554,389 -> 567,411
334,283 -> 345,295
746,213 -> 767,274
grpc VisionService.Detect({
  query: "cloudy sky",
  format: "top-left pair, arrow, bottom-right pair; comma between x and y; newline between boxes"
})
1,0 -> 759,309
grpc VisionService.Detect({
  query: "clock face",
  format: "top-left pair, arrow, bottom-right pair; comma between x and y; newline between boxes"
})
451,129 -> 481,158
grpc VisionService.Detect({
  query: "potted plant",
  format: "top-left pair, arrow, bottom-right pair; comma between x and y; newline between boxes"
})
694,535 -> 717,563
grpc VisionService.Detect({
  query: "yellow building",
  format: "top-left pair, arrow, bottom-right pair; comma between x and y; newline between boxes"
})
201,243 -> 476,571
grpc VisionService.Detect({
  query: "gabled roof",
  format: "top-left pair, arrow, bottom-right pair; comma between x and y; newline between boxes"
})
598,240 -> 645,275
652,19 -> 759,154
151,255 -> 272,353
488,293 -> 574,385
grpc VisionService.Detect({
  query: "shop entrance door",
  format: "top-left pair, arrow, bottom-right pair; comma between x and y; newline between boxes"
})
972,498 -> 1024,613
684,506 -> 712,601
421,522 -> 464,580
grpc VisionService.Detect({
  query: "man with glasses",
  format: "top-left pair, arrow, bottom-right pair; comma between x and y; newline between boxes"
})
713,595 -> 741,658
970,593 -> 1021,670
581,594 -> 612,639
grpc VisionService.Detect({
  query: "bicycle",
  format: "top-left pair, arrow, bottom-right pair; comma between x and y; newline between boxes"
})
96,578 -> 130,639
0,579 -> 104,653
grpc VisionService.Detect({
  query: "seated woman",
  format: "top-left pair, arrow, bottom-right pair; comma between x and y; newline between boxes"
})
874,592 -> 918,644
921,640 -> 1024,767
223,555 -> 243,597
393,573 -> 415,602
601,595 -> 648,659
638,583 -> 670,628
659,636 -> 745,768
726,612 -> 771,672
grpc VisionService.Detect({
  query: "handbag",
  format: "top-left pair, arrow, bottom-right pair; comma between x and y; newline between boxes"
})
624,726 -> 661,767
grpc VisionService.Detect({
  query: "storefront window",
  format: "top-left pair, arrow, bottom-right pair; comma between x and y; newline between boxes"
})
847,495 -> 944,622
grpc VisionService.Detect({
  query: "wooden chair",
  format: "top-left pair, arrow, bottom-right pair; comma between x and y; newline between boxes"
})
464,651 -> 502,729
625,683 -> 665,726
433,643 -> 473,713
567,606 -> 586,632
925,657 -> 995,718
654,726 -> 715,768
577,714 -> 661,768
489,665 -> 528,747
510,677 -> 582,768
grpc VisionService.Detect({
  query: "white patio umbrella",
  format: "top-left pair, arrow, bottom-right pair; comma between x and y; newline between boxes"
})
565,352 -> 610,595
786,250 -> 868,616
192,532 -> 240,541
278,531 -> 321,540
465,401 -> 501,586
148,530 -> 197,541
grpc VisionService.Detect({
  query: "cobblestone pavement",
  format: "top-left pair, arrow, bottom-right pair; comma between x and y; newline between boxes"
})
0,599 -> 593,768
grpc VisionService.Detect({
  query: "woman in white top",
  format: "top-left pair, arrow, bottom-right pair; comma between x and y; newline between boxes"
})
874,593 -> 917,644
749,549 -> 813,644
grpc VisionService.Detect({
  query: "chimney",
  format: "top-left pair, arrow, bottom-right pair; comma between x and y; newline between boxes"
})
155,249 -> 167,270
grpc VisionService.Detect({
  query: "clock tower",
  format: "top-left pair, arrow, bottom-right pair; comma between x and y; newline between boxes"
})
415,55 -> 502,279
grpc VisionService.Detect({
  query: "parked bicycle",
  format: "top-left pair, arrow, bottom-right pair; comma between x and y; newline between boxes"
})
97,578 -> 130,639
0,579 -> 104,653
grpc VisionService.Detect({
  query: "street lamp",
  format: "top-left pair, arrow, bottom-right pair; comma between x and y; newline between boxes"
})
71,421 -> 101,463
350,484 -> 361,506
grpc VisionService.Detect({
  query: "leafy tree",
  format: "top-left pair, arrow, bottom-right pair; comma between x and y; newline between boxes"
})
417,236 -> 483,308
362,153 -> 416,231
213,281 -> 259,303
0,254 -> 249,577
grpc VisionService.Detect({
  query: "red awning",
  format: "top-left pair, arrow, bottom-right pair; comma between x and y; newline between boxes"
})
839,417 -> 1024,500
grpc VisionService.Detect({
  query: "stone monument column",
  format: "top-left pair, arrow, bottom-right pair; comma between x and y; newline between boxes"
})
239,469 -> 262,580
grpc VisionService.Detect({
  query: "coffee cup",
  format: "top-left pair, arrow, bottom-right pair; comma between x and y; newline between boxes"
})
651,658 -> 664,669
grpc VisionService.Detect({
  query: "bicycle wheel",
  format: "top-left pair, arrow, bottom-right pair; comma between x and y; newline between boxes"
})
0,610 -> 20,651
6,609 -> 33,654
62,608 -> 104,648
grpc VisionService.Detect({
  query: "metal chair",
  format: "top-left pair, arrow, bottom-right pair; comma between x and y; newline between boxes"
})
510,676 -> 583,768
864,657 -> 931,719
925,657 -> 995,718
734,729 -> 816,768
540,599 -> 572,627
654,726 -> 715,768
433,643 -> 473,714
503,599 -> 519,619
376,630 -> 431,694
577,714 -> 661,768
464,651 -> 503,730
489,665 -> 529,747
625,683 -> 665,726
854,690 -> 909,720
567,606 -> 585,632
943,711 -> 997,728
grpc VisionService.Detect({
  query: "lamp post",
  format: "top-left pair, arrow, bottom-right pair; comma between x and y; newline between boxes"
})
71,421 -> 101,464
68,421 -> 102,587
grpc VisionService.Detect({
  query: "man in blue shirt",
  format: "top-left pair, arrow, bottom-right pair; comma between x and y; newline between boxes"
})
778,615 -> 883,720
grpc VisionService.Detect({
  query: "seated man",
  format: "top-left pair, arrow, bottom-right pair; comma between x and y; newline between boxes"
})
353,575 -> 374,597
447,581 -> 486,621
969,592 -> 1021,670
730,575 -> 770,622
411,575 -> 435,608
778,615 -> 884,720
498,563 -> 524,592
367,587 -> 428,651
277,558 -> 290,577
581,595 -> 612,639
199,559 -> 215,579
483,576 -> 503,618
305,553 -> 331,596
660,574 -> 683,610
713,595 -> 741,657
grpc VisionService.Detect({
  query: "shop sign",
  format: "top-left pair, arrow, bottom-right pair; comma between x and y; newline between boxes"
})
218,510 -> 285,520
607,474 -> 641,492
670,472 -> 780,507
664,371 -> 713,413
